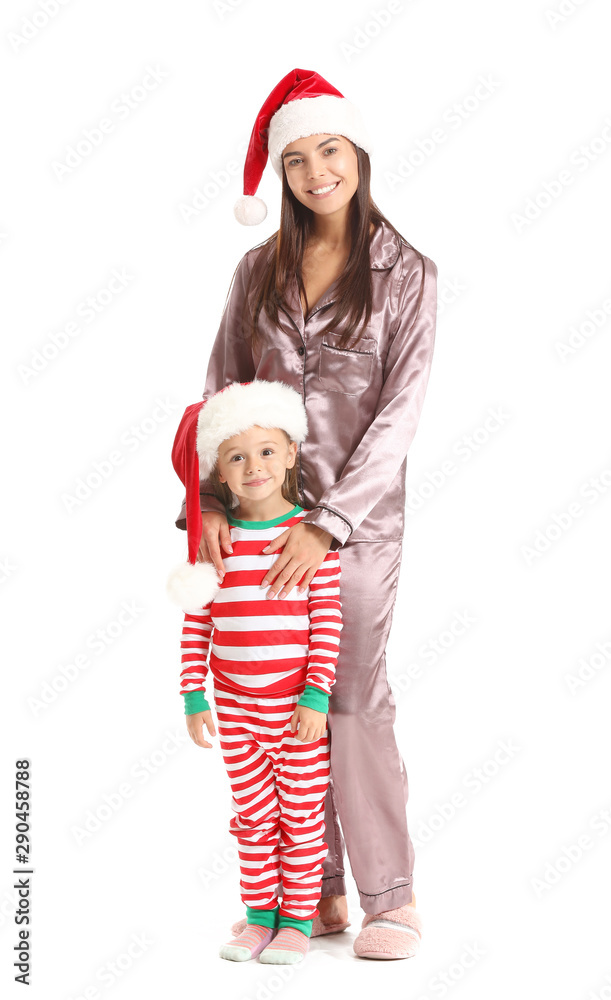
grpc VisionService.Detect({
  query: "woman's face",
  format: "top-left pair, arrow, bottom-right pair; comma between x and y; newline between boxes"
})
281,133 -> 359,219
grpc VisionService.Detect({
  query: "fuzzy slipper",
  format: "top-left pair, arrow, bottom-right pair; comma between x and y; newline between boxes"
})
231,915 -> 350,939
353,904 -> 422,960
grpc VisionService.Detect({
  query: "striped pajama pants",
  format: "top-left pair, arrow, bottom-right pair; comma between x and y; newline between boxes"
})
213,683 -> 331,922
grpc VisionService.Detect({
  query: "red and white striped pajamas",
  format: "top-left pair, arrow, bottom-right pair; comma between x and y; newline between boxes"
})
179,506 -> 342,923
214,685 -> 330,920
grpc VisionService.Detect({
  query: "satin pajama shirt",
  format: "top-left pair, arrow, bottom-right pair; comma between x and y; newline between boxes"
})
175,219 -> 438,913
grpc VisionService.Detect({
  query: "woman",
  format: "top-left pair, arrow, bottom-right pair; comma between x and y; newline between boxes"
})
175,68 -> 437,960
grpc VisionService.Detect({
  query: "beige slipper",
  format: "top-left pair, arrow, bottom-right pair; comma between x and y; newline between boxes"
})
353,904 -> 422,960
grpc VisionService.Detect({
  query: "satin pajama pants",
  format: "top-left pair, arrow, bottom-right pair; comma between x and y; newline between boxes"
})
319,538 -> 415,914
213,684 -> 331,922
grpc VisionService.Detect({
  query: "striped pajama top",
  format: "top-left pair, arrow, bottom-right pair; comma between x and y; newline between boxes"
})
179,505 -> 342,715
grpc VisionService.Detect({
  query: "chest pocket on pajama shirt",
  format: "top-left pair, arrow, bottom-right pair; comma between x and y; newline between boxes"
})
317,331 -> 376,395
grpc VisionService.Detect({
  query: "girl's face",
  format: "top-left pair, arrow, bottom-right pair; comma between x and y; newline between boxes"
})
216,425 -> 297,503
281,133 -> 359,218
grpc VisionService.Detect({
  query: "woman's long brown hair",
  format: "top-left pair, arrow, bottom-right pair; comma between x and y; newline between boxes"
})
228,141 -> 426,353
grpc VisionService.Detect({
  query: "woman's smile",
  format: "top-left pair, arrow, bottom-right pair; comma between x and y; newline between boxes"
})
308,180 -> 340,198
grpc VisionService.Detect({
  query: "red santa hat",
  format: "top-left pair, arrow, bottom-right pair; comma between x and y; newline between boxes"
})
234,67 -> 373,226
167,380 -> 308,610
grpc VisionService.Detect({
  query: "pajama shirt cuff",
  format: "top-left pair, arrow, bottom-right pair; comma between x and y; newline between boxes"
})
297,684 -> 329,714
182,690 -> 211,715
299,505 -> 352,549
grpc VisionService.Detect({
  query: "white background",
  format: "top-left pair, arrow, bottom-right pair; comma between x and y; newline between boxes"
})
2,0 -> 611,996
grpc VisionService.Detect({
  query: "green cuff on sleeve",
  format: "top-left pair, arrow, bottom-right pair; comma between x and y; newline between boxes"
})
297,684 -> 329,714
183,690 -> 211,715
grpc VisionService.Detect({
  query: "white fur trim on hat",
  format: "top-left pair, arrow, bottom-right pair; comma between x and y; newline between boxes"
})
234,195 -> 267,226
166,561 -> 221,611
268,94 -> 373,179
196,380 -> 308,480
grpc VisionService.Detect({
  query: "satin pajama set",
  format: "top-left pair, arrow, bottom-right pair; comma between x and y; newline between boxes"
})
175,220 -> 438,913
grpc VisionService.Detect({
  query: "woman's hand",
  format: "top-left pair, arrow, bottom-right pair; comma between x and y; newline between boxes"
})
261,522 -> 334,599
197,511 -> 232,581
289,704 -> 327,743
186,709 -> 216,749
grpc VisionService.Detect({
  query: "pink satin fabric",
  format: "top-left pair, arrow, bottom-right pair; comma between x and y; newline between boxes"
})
175,219 -> 437,912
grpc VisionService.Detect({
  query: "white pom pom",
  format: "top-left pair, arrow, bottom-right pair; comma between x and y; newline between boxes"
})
234,194 -> 267,226
166,561 -> 221,611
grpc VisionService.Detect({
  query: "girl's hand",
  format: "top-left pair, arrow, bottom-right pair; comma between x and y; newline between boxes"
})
290,705 -> 327,743
198,511 -> 233,581
186,709 -> 217,748
261,523 -> 334,599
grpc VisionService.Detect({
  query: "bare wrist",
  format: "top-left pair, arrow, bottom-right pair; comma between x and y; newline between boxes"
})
304,523 -> 333,544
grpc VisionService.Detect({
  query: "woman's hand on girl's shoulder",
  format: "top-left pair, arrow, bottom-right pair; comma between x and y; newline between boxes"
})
261,522 -> 333,599
198,511 -> 232,581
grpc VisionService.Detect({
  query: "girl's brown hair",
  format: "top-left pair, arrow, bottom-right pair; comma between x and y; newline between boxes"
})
227,140 -> 425,353
208,430 -> 301,511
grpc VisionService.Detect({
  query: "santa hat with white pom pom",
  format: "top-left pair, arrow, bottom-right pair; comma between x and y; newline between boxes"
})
233,67 -> 373,226
167,380 -> 308,610
166,398 -> 219,612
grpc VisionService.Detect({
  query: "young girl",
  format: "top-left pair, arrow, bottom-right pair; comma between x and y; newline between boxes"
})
168,379 -> 343,965
175,68 -> 437,960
